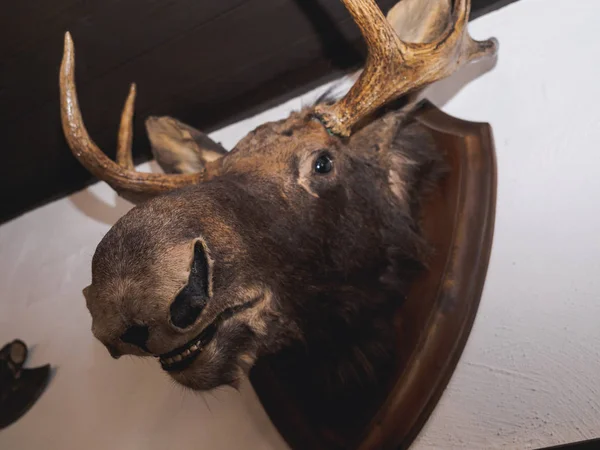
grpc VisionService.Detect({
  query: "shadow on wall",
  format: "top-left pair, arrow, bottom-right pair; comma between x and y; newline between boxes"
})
69,190 -> 133,227
67,161 -> 164,226
66,52 -> 498,227
423,49 -> 499,107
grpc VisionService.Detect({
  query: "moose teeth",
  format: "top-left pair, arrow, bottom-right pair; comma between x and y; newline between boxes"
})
160,340 -> 203,366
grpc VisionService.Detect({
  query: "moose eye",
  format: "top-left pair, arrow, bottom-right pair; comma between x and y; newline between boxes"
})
314,153 -> 333,174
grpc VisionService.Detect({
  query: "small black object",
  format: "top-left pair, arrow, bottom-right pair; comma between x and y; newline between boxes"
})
0,339 -> 51,430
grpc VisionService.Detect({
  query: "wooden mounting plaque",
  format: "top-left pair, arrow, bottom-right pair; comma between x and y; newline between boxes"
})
249,100 -> 497,450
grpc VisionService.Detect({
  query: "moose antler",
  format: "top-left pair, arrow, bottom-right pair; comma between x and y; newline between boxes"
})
315,0 -> 498,136
59,32 -> 204,204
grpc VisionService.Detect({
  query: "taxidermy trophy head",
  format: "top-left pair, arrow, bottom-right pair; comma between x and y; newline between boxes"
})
60,0 -> 496,392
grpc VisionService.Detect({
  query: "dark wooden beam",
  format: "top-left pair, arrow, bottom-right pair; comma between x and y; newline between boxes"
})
0,0 -> 518,225
537,438 -> 600,450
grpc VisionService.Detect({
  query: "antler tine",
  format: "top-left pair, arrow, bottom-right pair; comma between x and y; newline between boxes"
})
116,83 -> 136,170
59,32 -> 202,204
315,0 -> 498,136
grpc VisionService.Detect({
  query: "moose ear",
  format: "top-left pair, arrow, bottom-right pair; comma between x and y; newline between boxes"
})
349,109 -> 407,152
145,116 -> 228,174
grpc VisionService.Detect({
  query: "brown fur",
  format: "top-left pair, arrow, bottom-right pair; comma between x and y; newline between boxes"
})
84,101 -> 445,394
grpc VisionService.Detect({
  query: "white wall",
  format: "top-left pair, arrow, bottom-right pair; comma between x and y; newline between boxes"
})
1,0 -> 599,448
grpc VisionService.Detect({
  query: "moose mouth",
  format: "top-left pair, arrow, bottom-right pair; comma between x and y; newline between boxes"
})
159,299 -> 259,372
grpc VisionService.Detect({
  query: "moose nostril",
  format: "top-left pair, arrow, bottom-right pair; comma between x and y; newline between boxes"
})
105,344 -> 122,359
120,325 -> 150,352
170,241 -> 210,329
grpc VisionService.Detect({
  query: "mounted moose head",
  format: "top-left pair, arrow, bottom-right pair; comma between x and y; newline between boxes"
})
60,0 -> 496,393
